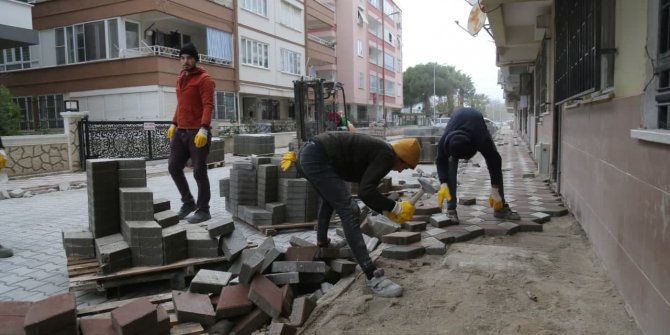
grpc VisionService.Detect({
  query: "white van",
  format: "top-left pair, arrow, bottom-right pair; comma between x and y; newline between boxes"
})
433,117 -> 450,129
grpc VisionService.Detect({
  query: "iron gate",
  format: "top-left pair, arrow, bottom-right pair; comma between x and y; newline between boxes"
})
78,118 -> 173,165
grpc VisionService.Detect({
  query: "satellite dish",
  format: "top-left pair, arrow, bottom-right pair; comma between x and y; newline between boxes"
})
467,2 -> 487,36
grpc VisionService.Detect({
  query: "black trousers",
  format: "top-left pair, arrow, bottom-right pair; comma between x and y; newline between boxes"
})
168,129 -> 211,210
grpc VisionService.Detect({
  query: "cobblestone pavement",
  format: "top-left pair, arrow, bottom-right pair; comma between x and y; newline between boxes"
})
0,129 -> 549,308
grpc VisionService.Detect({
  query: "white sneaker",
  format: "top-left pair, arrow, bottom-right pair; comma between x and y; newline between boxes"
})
366,269 -> 403,298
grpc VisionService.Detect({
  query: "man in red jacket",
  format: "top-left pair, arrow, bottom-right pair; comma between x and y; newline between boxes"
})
167,44 -> 216,223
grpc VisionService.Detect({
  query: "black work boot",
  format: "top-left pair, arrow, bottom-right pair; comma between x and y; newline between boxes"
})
494,204 -> 521,220
0,245 -> 13,258
177,202 -> 197,220
187,209 -> 211,224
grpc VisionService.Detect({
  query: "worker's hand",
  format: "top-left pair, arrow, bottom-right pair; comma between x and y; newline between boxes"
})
436,183 -> 452,209
194,128 -> 208,148
488,186 -> 504,210
0,149 -> 6,169
386,201 -> 415,225
280,151 -> 297,171
167,124 -> 176,140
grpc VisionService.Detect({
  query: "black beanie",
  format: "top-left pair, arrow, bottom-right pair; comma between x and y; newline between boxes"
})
448,133 -> 476,159
179,43 -> 199,61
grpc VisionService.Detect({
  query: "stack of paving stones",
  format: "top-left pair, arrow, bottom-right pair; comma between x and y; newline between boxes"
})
207,137 -> 226,164
222,156 -> 317,228
233,134 -> 275,156
416,136 -> 439,163
133,235 -> 358,334
62,158 -> 250,276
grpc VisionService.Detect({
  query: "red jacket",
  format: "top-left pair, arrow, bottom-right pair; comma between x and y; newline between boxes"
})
173,66 -> 215,129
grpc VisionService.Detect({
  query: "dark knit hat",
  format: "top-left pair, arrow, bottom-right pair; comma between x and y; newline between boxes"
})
179,43 -> 199,61
448,133 -> 476,159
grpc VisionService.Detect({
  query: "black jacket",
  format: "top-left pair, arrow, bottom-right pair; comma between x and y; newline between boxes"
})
314,132 -> 396,213
436,107 -> 502,186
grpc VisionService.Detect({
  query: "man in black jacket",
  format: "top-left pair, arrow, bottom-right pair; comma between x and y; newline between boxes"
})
435,107 -> 520,223
294,132 -> 420,298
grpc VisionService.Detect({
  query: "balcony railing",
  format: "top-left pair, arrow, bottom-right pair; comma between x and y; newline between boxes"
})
122,43 -> 233,67
307,34 -> 335,48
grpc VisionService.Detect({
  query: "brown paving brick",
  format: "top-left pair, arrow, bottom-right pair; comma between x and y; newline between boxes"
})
23,292 -> 76,335
216,284 -> 253,319
288,296 -> 316,327
411,214 -> 431,223
458,197 -> 477,205
0,301 -> 32,316
280,284 -> 294,318
381,231 -> 421,245
80,318 -> 115,335
0,315 -> 27,335
230,308 -> 270,335
110,298 -> 157,335
433,232 -> 456,244
414,204 -> 441,216
153,306 -> 170,335
514,220 -> 544,232
172,290 -> 215,327
248,274 -> 283,318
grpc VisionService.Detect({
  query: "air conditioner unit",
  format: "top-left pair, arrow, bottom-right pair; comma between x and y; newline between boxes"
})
534,143 -> 551,175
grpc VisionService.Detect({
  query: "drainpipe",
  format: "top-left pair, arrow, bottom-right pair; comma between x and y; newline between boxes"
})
233,0 -> 241,126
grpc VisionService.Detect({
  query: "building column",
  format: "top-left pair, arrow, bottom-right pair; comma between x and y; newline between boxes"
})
60,111 -> 89,171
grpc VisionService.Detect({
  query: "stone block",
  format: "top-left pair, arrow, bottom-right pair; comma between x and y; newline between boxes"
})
531,212 -> 552,223
23,293 -> 76,335
414,204 -> 441,216
154,210 -> 178,228
216,284 -> 254,319
381,243 -> 425,260
328,259 -> 357,276
368,215 -> 401,238
403,221 -> 426,232
62,230 -> 95,258
271,261 -> 326,273
189,270 -> 232,294
265,272 -> 300,286
285,246 -> 319,261
207,219 -> 235,237
153,198 -> 171,213
172,290 -> 215,327
381,232 -> 421,245
289,236 -> 315,247
80,318 -> 115,335
239,250 -> 265,284
458,197 -> 477,206
230,308 -> 270,335
110,298 -> 157,335
268,323 -> 297,335
220,229 -> 247,261
429,213 -> 458,228
288,296 -> 316,327
248,275 -> 283,318
421,237 -> 447,255
0,301 -> 32,335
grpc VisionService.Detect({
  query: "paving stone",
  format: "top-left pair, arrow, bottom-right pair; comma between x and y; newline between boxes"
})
368,215 -> 401,238
207,219 -> 235,237
285,246 -> 319,261
239,250 -> 265,284
403,221 -> 426,232
189,269 -> 232,294
414,204 -> 441,216
62,230 -> 95,258
515,220 -> 544,232
381,231 -> 421,245
154,210 -> 178,228
230,308 -> 270,335
328,259 -> 357,276
23,292 -> 77,335
172,290 -> 215,327
531,212 -> 552,224
280,284 -> 294,317
540,206 -> 569,217
248,274 -> 283,318
271,261 -> 326,273
265,272 -> 301,285
269,322 -> 297,335
381,243 -> 426,260
152,198 -> 171,213
421,237 -> 447,255
288,296 -> 316,327
216,284 -> 253,319
458,197 -> 477,205
80,318 -> 115,335
0,301 -> 32,335
429,213 -> 458,227
289,236 -> 315,247
110,298 -> 157,335
220,229 -> 247,261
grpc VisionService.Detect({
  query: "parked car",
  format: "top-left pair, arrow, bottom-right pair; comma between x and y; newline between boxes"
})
432,117 -> 451,129
484,118 -> 497,136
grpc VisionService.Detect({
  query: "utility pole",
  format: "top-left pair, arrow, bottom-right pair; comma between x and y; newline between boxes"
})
433,63 -> 436,121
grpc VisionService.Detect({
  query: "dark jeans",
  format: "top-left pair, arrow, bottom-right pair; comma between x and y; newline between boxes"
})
296,141 -> 375,275
168,129 -> 211,210
447,156 -> 505,210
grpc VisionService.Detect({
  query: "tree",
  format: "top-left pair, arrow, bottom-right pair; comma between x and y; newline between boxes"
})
403,63 -> 479,117
0,86 -> 21,136
467,93 -> 490,115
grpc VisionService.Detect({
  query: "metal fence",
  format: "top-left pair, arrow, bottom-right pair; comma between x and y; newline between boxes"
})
217,120 -> 297,137
78,119 -> 173,165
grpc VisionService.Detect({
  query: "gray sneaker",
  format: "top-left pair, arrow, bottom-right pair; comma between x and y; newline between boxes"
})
447,209 -> 460,224
494,205 -> 521,220
366,269 -> 402,298
187,209 -> 211,224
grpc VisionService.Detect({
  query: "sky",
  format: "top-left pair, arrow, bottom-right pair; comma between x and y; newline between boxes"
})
394,0 -> 504,101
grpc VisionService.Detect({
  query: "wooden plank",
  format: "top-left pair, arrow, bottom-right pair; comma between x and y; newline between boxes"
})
77,292 -> 173,316
170,323 -> 205,335
67,257 -> 97,265
70,256 -> 228,283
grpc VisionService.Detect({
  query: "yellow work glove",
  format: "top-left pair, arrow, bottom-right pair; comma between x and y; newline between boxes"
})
436,183 -> 452,209
194,128 -> 208,148
167,124 -> 176,139
0,149 -> 6,169
280,151 -> 297,171
488,186 -> 504,210
386,201 -> 415,225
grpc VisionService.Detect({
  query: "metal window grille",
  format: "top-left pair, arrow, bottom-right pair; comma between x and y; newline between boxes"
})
554,0 -> 599,103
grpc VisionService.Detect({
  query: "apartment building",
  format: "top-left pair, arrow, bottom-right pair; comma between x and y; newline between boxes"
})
0,0 -> 38,49
489,0 -> 670,333
336,0 -> 403,125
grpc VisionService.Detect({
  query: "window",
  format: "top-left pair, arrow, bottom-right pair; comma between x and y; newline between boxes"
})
357,40 -> 363,57
368,18 -> 381,37
215,91 -> 237,121
280,1 -> 303,31
13,95 -> 64,131
241,38 -> 269,68
125,21 -> 140,50
241,0 -> 268,16
357,9 -> 369,25
385,80 -> 395,96
280,48 -> 301,75
554,0 -> 615,103
369,0 -> 380,9
369,47 -> 381,65
0,47 -> 33,71
207,28 -> 233,62
359,72 -> 365,89
370,75 -> 380,93
384,52 -> 395,71
260,99 -> 280,120
657,0 -> 670,129
55,19 -> 120,64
